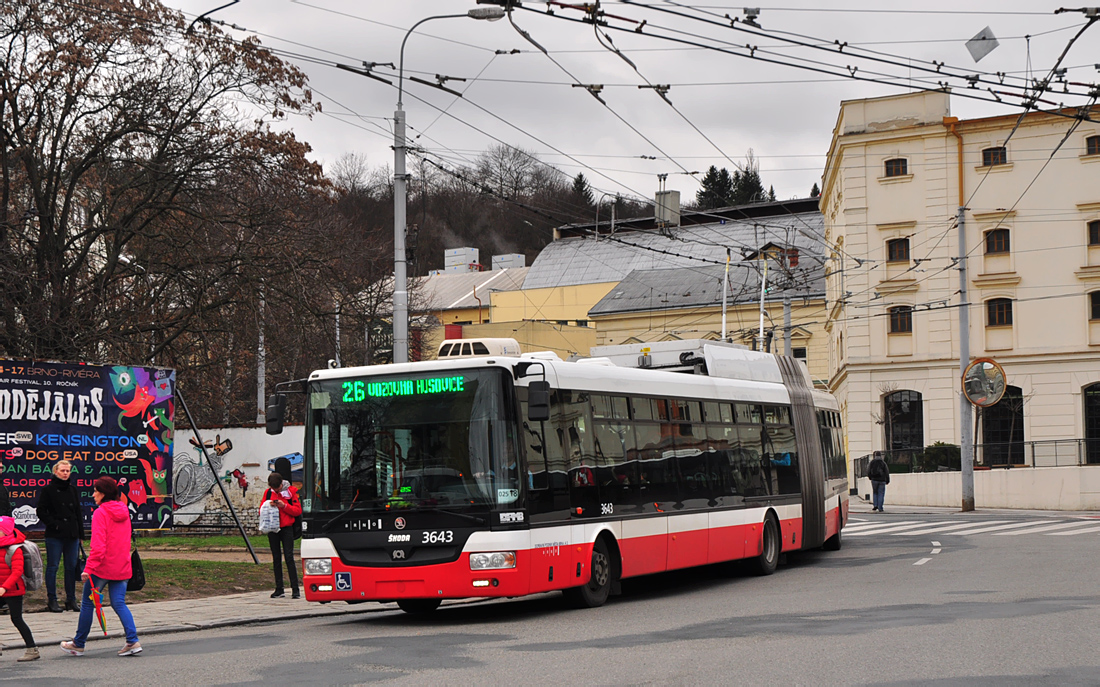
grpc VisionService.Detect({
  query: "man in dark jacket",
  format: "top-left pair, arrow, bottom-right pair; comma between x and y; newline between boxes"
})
36,461 -> 85,612
867,453 -> 891,513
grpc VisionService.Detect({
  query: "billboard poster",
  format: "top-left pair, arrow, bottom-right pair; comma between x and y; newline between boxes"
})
0,359 -> 175,530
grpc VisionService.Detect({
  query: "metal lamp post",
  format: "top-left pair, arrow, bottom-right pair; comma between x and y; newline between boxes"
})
392,7 -> 505,363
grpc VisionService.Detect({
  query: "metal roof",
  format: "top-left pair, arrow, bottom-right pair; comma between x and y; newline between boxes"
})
417,267 -> 529,312
588,261 -> 825,317
524,205 -> 825,290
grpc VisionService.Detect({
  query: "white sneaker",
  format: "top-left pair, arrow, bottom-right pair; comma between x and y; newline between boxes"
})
118,642 -> 143,656
60,640 -> 84,657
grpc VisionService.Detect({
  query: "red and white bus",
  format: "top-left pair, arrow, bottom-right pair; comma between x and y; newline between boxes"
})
267,339 -> 847,612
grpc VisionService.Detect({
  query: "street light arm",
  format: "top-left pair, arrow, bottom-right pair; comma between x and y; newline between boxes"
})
398,14 -> 469,107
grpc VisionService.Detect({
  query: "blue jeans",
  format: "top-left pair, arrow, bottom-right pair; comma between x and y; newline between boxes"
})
872,480 -> 887,511
73,576 -> 139,647
45,537 -> 80,604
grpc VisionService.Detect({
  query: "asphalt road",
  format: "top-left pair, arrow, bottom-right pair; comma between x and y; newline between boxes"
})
5,510 -> 1100,685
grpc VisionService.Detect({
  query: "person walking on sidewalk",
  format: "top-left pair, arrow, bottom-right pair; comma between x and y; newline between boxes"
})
263,472 -> 302,599
36,459 -> 84,613
868,452 -> 891,512
0,517 -> 39,662
60,477 -> 141,658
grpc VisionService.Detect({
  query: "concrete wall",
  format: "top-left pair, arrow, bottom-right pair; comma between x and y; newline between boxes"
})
857,467 -> 1100,510
172,425 -> 305,527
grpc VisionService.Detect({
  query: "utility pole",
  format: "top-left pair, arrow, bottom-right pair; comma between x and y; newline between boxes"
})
757,256 -> 769,350
784,296 -> 792,356
721,248 -> 730,341
958,205 -> 974,511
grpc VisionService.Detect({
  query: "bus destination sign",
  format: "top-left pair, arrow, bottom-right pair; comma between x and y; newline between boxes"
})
341,375 -> 466,402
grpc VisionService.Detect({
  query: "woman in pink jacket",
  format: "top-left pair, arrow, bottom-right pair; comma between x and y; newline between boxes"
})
60,477 -> 141,657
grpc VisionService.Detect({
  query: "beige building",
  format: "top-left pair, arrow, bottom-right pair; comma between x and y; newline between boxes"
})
822,90 -> 1100,466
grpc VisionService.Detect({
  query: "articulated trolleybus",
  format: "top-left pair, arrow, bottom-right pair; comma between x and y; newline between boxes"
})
265,339 -> 848,613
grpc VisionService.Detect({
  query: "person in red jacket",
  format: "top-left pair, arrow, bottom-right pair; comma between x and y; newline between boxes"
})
263,472 -> 302,598
60,477 -> 141,658
0,516 -> 39,661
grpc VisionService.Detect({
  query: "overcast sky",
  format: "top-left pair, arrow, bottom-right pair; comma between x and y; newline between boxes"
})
164,1 -> 1096,205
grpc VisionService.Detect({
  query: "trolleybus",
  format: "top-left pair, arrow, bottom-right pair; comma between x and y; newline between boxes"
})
266,339 -> 848,612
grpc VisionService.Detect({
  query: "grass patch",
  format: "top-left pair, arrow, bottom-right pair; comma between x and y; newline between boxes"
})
23,557 -> 275,611
134,534 -> 298,551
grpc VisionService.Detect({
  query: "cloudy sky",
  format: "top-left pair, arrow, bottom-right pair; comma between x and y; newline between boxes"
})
164,1 -> 1096,204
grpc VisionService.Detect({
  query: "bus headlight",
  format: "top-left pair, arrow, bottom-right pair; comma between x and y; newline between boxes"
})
470,552 -> 516,570
304,558 -> 332,575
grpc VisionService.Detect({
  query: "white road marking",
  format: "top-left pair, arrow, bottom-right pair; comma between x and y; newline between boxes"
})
941,520 -> 1057,536
1047,525 -> 1100,536
846,522 -> 933,536
993,522 -> 1089,536
931,541 -> 941,547
844,520 -> 919,532
891,521 -> 1007,536
914,558 -> 932,566
930,548 -> 941,554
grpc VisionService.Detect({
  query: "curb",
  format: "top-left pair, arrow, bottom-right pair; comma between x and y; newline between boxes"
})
25,604 -> 392,651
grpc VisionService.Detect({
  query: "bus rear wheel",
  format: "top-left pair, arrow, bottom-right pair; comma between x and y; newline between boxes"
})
822,527 -> 842,551
397,598 -> 442,614
563,538 -> 613,608
753,514 -> 780,576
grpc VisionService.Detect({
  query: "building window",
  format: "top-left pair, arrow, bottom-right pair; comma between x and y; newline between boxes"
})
982,146 -> 1008,167
985,228 -> 1010,254
886,238 -> 910,263
889,306 -> 913,333
987,298 -> 1013,327
1089,220 -> 1100,246
792,347 -> 807,359
981,385 -> 1024,466
1085,384 -> 1100,464
883,390 -> 923,453
884,158 -> 908,177
1091,292 -> 1100,321
1088,136 -> 1100,156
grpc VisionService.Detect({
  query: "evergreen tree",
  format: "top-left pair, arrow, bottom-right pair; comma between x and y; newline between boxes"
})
696,165 -> 734,209
571,172 -> 594,207
810,182 -> 820,198
768,185 -> 776,202
730,150 -> 766,205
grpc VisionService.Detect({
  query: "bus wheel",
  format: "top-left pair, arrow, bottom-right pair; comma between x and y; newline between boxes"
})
753,514 -> 780,576
822,527 -> 842,551
564,538 -> 613,608
397,598 -> 442,614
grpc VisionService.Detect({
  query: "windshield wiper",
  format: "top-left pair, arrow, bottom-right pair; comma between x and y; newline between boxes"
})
424,507 -> 487,525
321,496 -> 371,533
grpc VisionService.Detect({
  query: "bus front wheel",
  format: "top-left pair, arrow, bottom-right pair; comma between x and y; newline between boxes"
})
564,538 -> 613,608
397,598 -> 442,614
753,514 -> 780,576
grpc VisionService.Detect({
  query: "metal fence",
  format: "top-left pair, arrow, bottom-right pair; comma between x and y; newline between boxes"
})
856,439 -> 1100,475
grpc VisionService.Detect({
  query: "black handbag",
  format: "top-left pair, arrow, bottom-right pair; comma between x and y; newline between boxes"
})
129,550 -> 146,592
77,542 -> 87,574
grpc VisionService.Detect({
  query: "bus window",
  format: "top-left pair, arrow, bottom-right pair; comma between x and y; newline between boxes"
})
438,343 -> 453,357
559,391 -> 598,517
703,402 -> 721,423
591,394 -> 613,419
707,421 -> 740,506
610,396 -> 630,420
472,342 -> 490,355
593,419 -> 640,513
737,424 -> 772,496
765,424 -> 800,495
631,397 -> 657,421
735,403 -> 761,425
674,399 -> 701,423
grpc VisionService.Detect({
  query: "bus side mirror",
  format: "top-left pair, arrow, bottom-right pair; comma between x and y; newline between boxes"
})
528,381 -> 550,422
266,394 -> 286,435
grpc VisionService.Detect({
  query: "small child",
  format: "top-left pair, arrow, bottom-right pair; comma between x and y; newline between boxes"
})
0,516 -> 39,661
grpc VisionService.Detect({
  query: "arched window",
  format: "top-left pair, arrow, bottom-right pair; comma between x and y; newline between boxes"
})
883,390 -> 923,453
886,238 -> 910,263
884,158 -> 908,177
1088,136 -> 1100,156
987,298 -> 1013,327
982,146 -> 1008,167
889,306 -> 913,333
1085,384 -> 1100,464
981,385 -> 1024,465
985,228 -> 1010,254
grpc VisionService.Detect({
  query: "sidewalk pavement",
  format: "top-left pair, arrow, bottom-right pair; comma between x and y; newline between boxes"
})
0,592 -> 394,651
848,493 -> 1100,518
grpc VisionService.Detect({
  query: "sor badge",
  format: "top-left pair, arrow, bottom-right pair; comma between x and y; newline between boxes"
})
394,517 -> 407,530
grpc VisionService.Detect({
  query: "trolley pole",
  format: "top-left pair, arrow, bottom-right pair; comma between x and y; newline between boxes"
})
958,205 -> 975,512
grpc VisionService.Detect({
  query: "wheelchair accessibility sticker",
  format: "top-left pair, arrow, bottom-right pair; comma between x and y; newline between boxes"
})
335,572 -> 352,591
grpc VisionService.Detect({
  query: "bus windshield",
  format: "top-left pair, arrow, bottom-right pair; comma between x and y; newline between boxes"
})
304,367 -> 521,514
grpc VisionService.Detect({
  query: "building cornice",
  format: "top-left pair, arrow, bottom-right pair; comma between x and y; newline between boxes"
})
972,272 -> 1022,288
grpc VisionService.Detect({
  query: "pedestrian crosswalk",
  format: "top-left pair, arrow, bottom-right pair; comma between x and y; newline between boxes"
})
845,517 -> 1100,537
